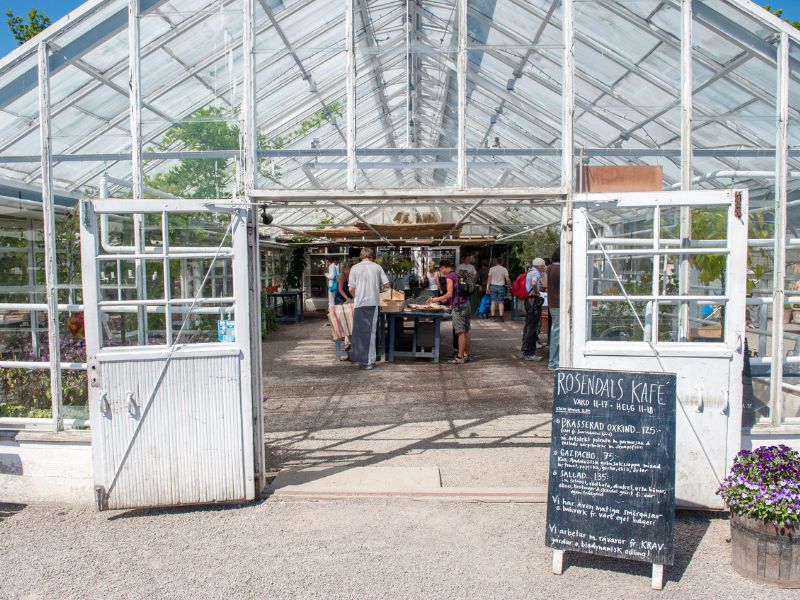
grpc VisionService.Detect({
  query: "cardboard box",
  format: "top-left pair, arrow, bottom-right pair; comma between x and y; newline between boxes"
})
380,289 -> 405,313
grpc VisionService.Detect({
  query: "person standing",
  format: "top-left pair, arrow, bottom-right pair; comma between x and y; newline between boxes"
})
348,248 -> 389,370
487,257 -> 511,321
521,257 -> 546,361
325,256 -> 339,309
427,259 -> 471,364
423,263 -> 440,299
336,260 -> 353,304
548,249 -> 561,370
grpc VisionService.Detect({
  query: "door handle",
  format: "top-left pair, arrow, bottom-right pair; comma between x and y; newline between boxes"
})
736,329 -> 745,355
126,391 -> 138,418
99,391 -> 110,416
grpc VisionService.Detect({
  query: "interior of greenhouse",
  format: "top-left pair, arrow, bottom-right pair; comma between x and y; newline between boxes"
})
1,0 -> 800,506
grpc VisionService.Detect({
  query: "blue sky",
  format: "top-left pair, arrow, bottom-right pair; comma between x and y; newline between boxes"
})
0,1 -> 799,56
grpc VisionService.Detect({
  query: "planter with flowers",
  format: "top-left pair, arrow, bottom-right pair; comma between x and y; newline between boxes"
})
718,445 -> 800,588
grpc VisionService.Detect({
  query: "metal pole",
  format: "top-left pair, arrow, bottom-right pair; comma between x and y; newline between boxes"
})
38,41 -> 63,432
345,0 -> 356,191
456,0 -> 467,190
27,218 -> 41,358
770,31 -> 789,427
129,0 -> 147,345
560,0 -> 575,367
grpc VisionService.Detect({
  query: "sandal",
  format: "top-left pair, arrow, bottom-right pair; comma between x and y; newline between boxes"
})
448,355 -> 466,364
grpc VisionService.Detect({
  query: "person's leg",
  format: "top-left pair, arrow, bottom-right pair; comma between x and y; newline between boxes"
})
367,306 -> 378,367
548,307 -> 560,369
522,298 -> 539,356
497,286 -> 505,319
458,331 -> 466,357
489,285 -> 497,317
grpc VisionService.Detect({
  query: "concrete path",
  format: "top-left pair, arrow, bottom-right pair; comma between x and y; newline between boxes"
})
0,499 -> 785,599
263,315 -> 554,490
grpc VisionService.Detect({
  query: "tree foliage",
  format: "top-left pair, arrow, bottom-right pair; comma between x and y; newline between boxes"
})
6,8 -> 50,45
763,5 -> 800,29
509,227 -> 560,275
145,101 -> 342,199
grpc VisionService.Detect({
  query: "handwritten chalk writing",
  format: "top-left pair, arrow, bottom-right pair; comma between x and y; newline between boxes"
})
546,368 -> 676,566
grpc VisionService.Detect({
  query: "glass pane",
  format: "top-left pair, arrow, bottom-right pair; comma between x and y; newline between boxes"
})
169,257 -> 234,300
167,212 -> 231,248
660,206 -> 728,247
0,309 -> 47,361
659,254 -> 726,297
588,300 -> 650,342
589,254 -> 653,296
587,207 -> 654,250
0,368 -> 52,419
657,300 -> 725,343
98,259 -> 137,301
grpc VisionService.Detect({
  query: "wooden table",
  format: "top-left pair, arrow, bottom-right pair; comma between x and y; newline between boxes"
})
385,310 -> 449,363
265,290 -> 304,323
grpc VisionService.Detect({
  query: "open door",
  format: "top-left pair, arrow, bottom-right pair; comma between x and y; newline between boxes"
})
570,190 -> 747,508
80,199 -> 263,510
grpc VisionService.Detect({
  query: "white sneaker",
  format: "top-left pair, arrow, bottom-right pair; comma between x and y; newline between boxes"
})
535,341 -> 545,349
523,354 -> 544,362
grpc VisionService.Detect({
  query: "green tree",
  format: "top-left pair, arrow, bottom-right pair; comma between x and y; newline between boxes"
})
6,8 -> 51,45
509,227 -> 560,275
763,5 -> 800,29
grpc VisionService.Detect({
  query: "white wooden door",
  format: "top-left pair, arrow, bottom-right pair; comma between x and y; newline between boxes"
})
571,190 -> 748,509
80,199 -> 263,510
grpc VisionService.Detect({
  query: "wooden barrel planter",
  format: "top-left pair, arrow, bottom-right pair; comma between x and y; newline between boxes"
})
730,513 -> 800,588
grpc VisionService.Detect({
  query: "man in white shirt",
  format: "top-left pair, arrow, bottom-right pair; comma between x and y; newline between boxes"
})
487,257 -> 511,320
348,247 -> 390,370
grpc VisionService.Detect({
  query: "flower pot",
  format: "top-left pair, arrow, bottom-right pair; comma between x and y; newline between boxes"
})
730,512 -> 800,588
793,309 -> 800,325
785,308 -> 793,324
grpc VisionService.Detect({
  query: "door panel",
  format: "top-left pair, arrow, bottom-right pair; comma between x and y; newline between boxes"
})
571,190 -> 747,509
81,199 -> 257,510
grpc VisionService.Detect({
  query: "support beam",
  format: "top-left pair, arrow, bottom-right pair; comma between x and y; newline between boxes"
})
681,0 -> 693,191
456,0 -> 467,189
770,31 -> 790,427
129,0 -> 147,345
38,41 -> 63,432
244,0 -> 265,498
561,0 -> 575,368
346,0 -> 356,191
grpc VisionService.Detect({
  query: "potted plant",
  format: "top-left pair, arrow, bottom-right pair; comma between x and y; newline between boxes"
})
718,445 -> 800,587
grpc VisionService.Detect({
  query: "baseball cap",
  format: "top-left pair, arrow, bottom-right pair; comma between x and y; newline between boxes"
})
532,257 -> 546,268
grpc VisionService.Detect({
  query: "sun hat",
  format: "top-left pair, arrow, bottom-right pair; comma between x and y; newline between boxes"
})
532,257 -> 546,268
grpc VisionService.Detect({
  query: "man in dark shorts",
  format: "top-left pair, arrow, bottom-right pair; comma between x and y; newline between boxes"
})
426,259 -> 471,364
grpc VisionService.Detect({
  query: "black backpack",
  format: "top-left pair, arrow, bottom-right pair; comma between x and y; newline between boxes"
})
456,267 -> 477,298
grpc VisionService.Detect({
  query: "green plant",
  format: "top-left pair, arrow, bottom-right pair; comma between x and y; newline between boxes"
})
375,253 -> 413,289
763,5 -> 800,29
262,306 -> 279,337
286,247 -> 306,290
509,228 -> 560,274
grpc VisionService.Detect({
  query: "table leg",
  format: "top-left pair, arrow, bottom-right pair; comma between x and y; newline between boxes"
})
412,319 -> 418,359
298,292 -> 304,323
433,317 -> 441,363
378,312 -> 386,360
388,314 -> 395,363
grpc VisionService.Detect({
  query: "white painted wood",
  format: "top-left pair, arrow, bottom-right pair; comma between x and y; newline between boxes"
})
771,32 -> 789,427
250,187 -> 567,200
561,0 -> 575,367
80,199 -> 257,509
552,550 -> 564,575
652,564 -> 664,590
571,190 -> 748,508
456,0 -> 467,189
680,0 -> 693,191
37,41 -> 63,432
345,0 -> 356,191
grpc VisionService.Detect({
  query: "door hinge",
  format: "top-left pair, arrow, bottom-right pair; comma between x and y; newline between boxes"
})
734,191 -> 742,219
94,486 -> 108,511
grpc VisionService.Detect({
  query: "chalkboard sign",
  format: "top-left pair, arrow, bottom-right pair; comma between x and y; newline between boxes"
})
545,368 -> 677,566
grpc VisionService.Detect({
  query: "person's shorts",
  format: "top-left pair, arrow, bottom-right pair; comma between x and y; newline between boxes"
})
452,302 -> 471,335
489,284 -> 506,303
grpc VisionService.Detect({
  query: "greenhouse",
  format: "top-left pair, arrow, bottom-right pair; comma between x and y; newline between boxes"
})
0,0 -> 799,508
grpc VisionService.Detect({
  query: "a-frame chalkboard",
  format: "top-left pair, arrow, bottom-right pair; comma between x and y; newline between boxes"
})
545,368 -> 677,589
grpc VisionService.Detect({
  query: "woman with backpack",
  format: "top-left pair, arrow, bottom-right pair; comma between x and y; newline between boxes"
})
426,259 -> 472,364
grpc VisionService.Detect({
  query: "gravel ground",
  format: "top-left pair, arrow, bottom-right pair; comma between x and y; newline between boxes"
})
0,499 -> 787,600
